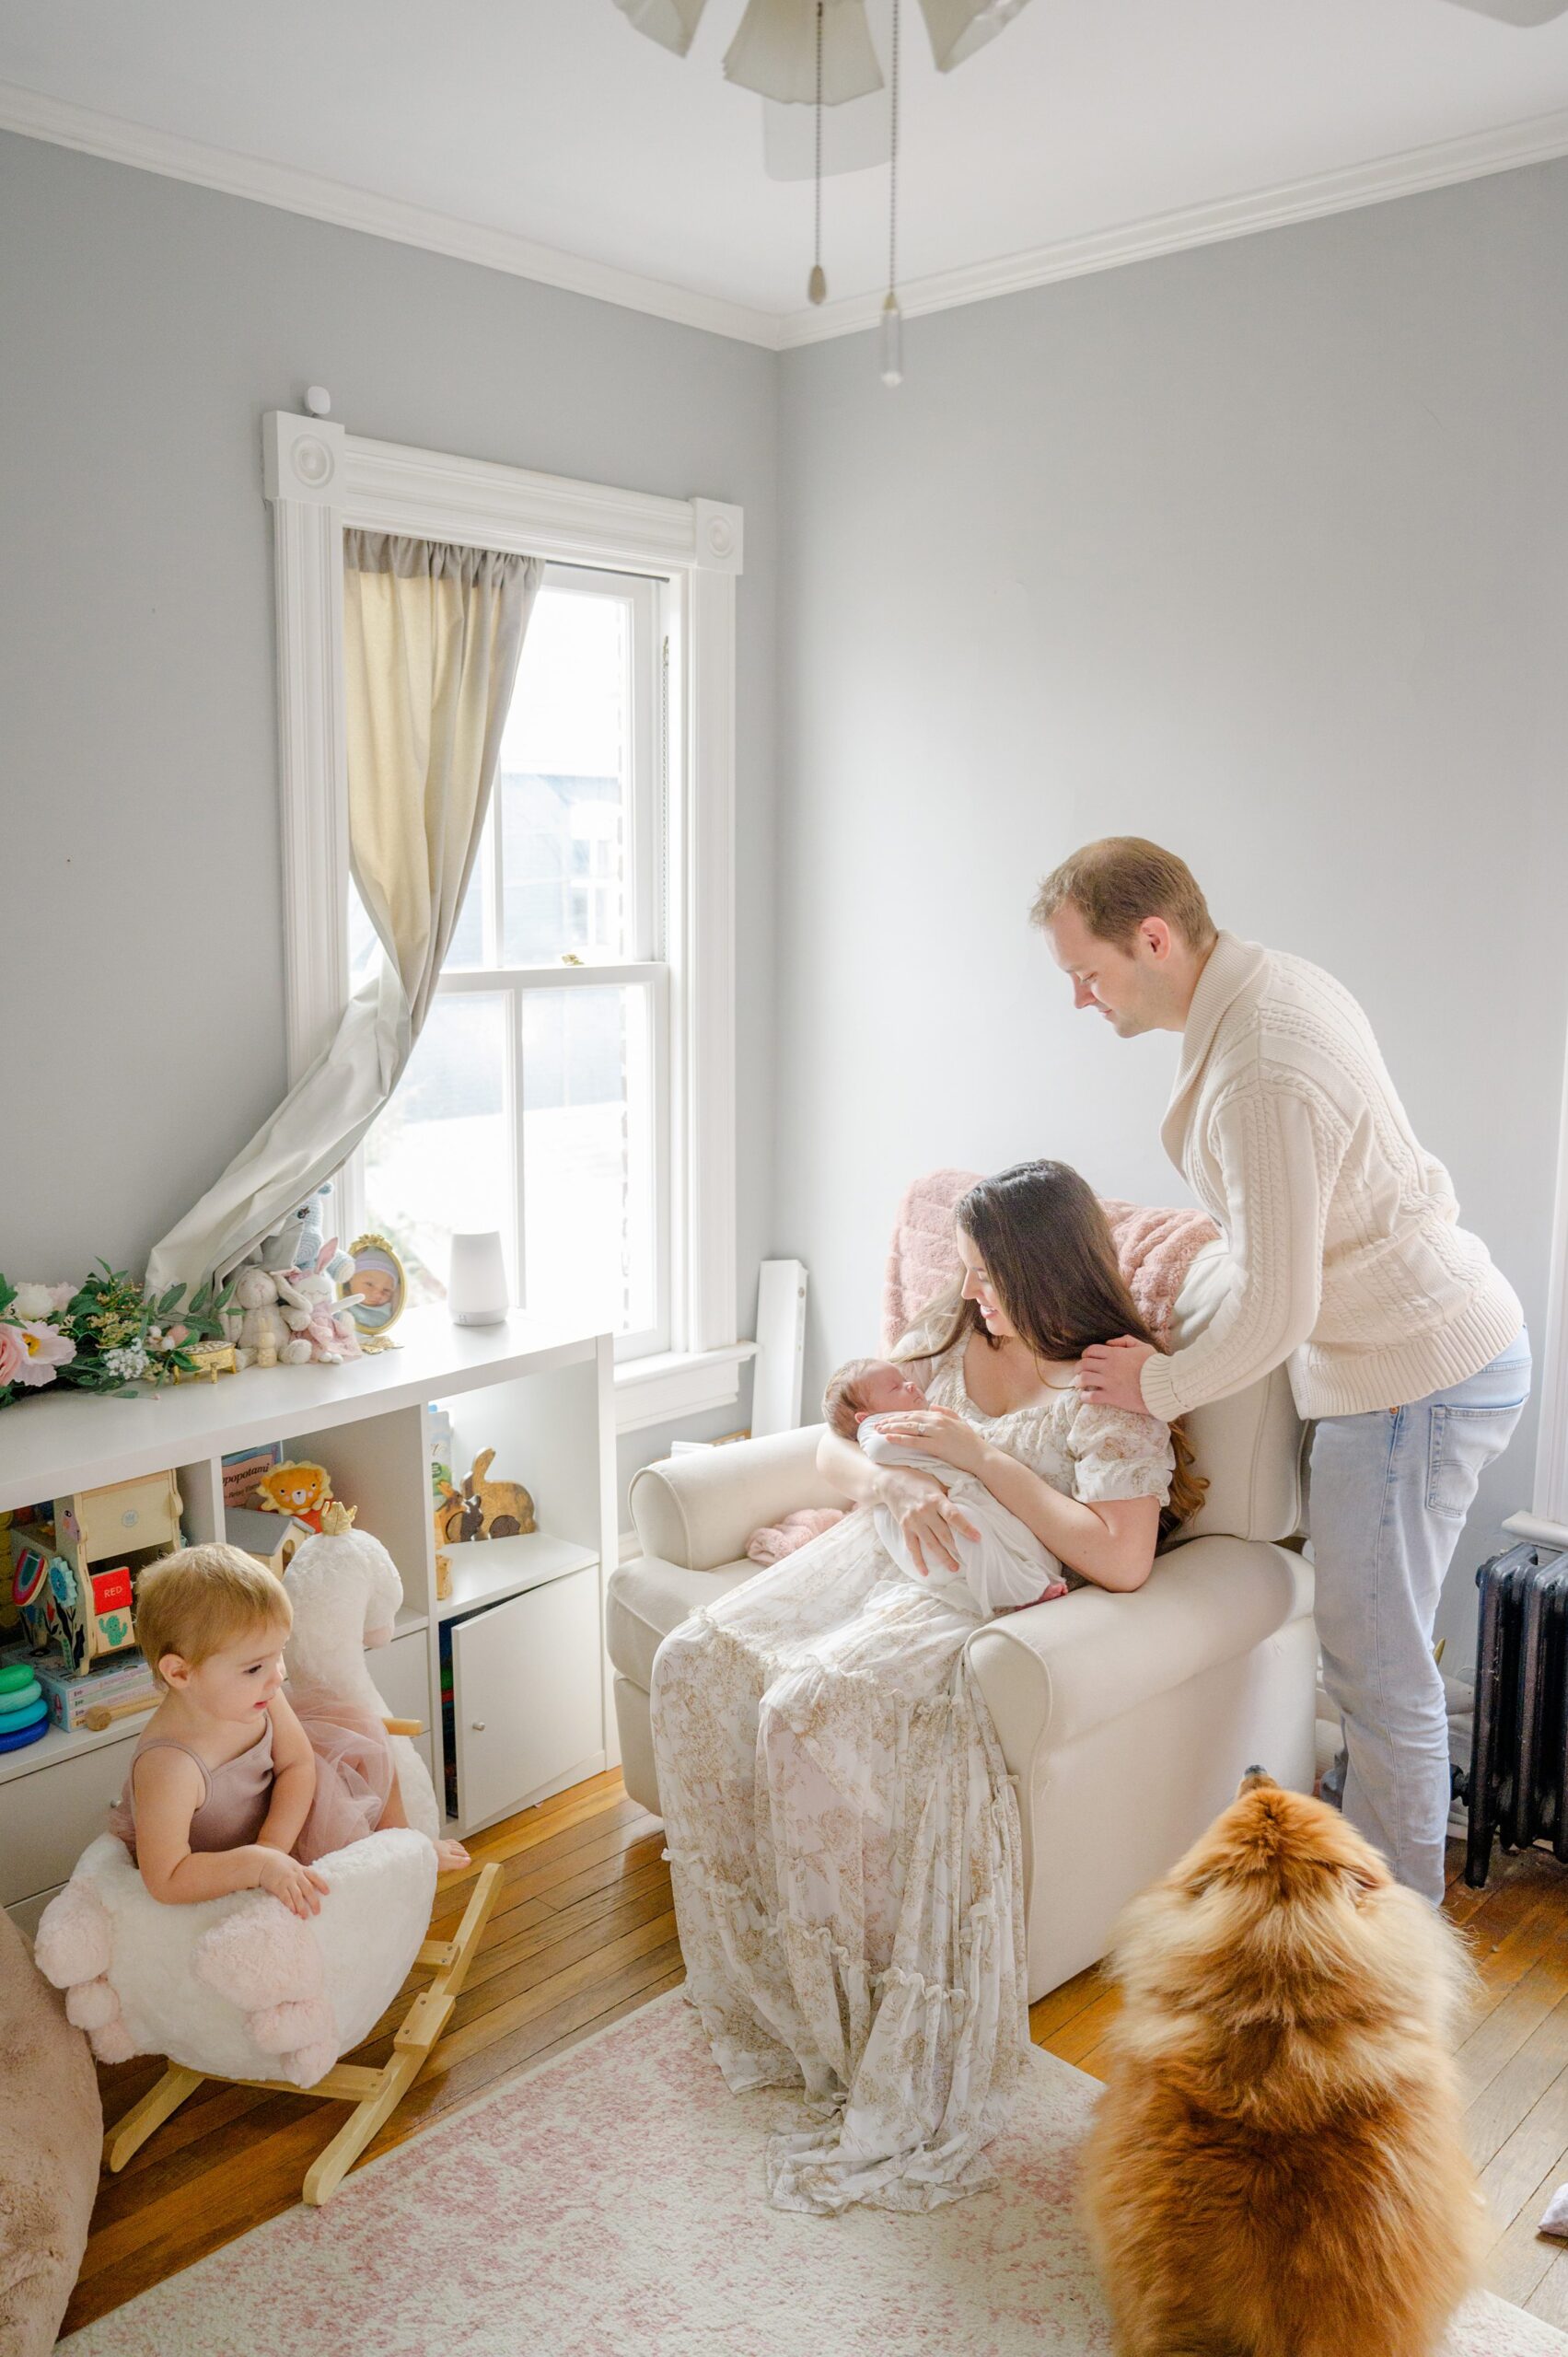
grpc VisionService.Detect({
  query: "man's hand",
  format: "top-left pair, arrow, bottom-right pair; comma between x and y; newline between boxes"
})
1078,1336 -> 1156,1414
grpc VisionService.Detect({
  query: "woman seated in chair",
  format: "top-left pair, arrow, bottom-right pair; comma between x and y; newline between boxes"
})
650,1158 -> 1202,2217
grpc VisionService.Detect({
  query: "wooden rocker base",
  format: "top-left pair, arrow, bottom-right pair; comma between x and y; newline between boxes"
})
103,1861 -> 502,2207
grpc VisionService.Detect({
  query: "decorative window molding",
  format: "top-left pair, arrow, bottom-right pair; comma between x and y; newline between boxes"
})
262,411 -> 745,1430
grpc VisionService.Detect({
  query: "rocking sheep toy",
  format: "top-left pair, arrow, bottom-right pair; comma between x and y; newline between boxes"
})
34,1515 -> 499,2204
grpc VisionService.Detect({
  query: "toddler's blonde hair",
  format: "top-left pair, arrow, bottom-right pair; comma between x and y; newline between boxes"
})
134,1543 -> 291,1683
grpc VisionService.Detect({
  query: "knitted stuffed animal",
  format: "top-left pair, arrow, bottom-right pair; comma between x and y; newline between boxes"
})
257,1187 -> 354,1283
276,1245 -> 361,1366
232,1267 -> 310,1369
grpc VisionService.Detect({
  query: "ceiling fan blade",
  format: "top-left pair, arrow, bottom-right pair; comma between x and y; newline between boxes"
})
611,0 -> 710,56
918,0 -> 1035,73
724,0 -> 884,105
1433,0 -> 1568,22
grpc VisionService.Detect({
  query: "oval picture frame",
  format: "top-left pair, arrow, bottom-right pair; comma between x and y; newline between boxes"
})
338,1233 -> 408,1339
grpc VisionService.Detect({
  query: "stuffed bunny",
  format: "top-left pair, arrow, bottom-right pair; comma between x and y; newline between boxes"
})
276,1244 -> 361,1365
232,1266 -> 310,1369
258,1186 -> 354,1283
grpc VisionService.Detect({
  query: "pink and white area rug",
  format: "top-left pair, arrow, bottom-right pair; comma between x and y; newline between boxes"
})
66,1991 -> 1568,2357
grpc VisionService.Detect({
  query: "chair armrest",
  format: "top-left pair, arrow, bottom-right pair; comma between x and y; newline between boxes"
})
966,1535 -> 1313,1777
629,1424 -> 854,1573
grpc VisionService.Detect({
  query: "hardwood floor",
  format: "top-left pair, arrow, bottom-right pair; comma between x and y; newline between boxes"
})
66,1777 -> 1568,2337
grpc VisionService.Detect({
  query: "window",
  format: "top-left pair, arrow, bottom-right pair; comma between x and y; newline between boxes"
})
264,412 -> 747,1431
350,567 -> 668,1354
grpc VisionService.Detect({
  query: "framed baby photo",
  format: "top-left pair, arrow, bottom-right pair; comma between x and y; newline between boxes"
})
338,1234 -> 408,1345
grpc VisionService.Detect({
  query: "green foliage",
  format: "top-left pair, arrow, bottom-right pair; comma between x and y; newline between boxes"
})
0,1266 -> 238,1408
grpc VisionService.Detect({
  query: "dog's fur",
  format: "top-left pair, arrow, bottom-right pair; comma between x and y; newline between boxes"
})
1080,1774 -> 1482,2357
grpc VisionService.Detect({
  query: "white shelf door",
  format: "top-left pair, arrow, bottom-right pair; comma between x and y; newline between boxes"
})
450,1569 -> 603,1833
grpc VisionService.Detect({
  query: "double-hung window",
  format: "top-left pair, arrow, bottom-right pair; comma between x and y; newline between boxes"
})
352,565 -> 668,1355
263,413 -> 745,1428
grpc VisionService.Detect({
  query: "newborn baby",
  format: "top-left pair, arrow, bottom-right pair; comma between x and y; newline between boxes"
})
824,1358 -> 1067,1620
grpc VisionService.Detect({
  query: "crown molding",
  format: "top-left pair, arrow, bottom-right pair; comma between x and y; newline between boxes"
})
776,101 -> 1568,347
5,75 -> 1568,357
0,78 -> 783,351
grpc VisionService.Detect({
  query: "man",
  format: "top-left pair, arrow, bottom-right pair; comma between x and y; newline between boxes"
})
1035,837 -> 1528,1903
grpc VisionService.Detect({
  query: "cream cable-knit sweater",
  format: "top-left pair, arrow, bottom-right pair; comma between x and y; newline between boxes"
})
1137,933 -> 1521,1423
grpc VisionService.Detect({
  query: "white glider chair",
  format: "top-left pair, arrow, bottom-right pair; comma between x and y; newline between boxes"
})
607,1237 -> 1317,2003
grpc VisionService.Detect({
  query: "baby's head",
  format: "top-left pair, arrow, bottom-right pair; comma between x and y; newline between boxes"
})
134,1543 -> 292,1724
822,1357 -> 927,1440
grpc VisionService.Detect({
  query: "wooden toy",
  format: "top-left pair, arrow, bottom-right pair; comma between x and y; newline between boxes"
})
435,1449 -> 536,1546
11,1536 -> 87,1675
82,1694 -> 160,1733
169,1341 -> 238,1385
51,1472 -> 182,1662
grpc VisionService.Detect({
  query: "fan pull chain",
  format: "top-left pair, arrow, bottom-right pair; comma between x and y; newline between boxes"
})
807,2 -> 827,305
880,0 -> 903,385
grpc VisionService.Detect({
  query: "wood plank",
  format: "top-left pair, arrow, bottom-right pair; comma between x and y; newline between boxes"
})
1028,1964 -> 1110,2046
1466,1991 -> 1568,2173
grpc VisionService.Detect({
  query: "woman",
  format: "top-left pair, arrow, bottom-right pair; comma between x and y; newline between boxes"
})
650,1161 -> 1198,2215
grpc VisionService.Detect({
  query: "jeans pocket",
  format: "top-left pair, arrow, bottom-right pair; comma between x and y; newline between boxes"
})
1426,1399 -> 1527,1520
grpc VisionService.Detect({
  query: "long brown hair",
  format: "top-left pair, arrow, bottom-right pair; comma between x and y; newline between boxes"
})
902,1159 -> 1205,1541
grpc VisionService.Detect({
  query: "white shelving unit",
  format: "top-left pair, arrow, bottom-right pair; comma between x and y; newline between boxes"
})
0,1309 -> 616,1934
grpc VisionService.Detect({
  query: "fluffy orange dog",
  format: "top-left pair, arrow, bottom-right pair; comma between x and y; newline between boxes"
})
1081,1771 -> 1481,2357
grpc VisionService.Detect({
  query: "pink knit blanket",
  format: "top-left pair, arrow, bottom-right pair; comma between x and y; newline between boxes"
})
881,1169 -> 1220,1353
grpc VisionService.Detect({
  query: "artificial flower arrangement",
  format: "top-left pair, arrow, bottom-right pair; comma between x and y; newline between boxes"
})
0,1268 -> 235,1410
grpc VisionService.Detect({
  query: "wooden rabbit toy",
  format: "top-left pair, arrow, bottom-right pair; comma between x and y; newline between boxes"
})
435,1449 -> 536,1545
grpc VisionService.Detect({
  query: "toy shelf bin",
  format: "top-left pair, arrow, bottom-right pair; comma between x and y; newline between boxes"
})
0,1313 -> 615,1934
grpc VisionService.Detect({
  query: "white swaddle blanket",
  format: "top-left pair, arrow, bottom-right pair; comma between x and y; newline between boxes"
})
858,1417 -> 1066,1619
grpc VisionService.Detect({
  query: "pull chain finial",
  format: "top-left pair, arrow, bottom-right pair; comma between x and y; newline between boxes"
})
880,0 -> 903,385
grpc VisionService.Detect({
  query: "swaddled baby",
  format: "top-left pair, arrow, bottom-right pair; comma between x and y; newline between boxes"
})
824,1358 -> 1067,1619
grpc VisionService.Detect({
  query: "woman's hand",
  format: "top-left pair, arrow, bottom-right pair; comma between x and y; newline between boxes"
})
873,1404 -> 990,1479
1077,1336 -> 1156,1414
251,1847 -> 331,1919
876,1466 -> 981,1578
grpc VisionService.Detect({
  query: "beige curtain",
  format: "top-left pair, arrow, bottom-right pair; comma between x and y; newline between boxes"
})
146,535 -> 542,1295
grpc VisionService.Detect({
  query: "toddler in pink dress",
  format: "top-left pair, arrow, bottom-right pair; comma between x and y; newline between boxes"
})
109,1543 -> 447,1918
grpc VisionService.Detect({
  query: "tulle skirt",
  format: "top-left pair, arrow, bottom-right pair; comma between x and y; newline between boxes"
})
288,1687 -> 397,1864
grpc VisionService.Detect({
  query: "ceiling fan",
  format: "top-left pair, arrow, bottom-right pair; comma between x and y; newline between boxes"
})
611,0 -> 1568,381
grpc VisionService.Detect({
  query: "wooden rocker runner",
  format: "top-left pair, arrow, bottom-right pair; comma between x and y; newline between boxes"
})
103,1860 -> 502,2207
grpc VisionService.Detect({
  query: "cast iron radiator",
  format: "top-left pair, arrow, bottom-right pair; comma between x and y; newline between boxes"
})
1467,1541 -> 1568,1888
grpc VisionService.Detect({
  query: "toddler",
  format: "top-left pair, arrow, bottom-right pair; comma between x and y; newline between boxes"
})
109,1544 -> 462,1918
824,1359 -> 1068,1619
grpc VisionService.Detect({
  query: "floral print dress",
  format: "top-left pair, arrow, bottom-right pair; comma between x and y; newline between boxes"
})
648,1329 -> 1174,2215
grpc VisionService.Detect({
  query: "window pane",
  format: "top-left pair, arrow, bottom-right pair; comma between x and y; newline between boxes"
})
522,986 -> 654,1339
365,994 -> 511,1310
500,590 -> 632,965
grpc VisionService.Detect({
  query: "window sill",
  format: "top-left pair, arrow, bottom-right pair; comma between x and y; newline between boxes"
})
613,1342 -> 757,1436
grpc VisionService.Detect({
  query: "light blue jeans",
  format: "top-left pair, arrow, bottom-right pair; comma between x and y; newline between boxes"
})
1310,1331 -> 1531,1905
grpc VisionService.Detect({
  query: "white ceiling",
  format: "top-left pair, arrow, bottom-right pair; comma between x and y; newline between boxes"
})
3,0 -> 1567,345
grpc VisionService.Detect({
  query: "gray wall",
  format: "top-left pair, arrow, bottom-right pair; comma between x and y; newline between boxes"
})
5,128 -> 1566,1620
0,129 -> 775,1504
775,159 -> 1568,1647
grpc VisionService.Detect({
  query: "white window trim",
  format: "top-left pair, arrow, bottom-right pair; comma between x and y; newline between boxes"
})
262,410 -> 750,1432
